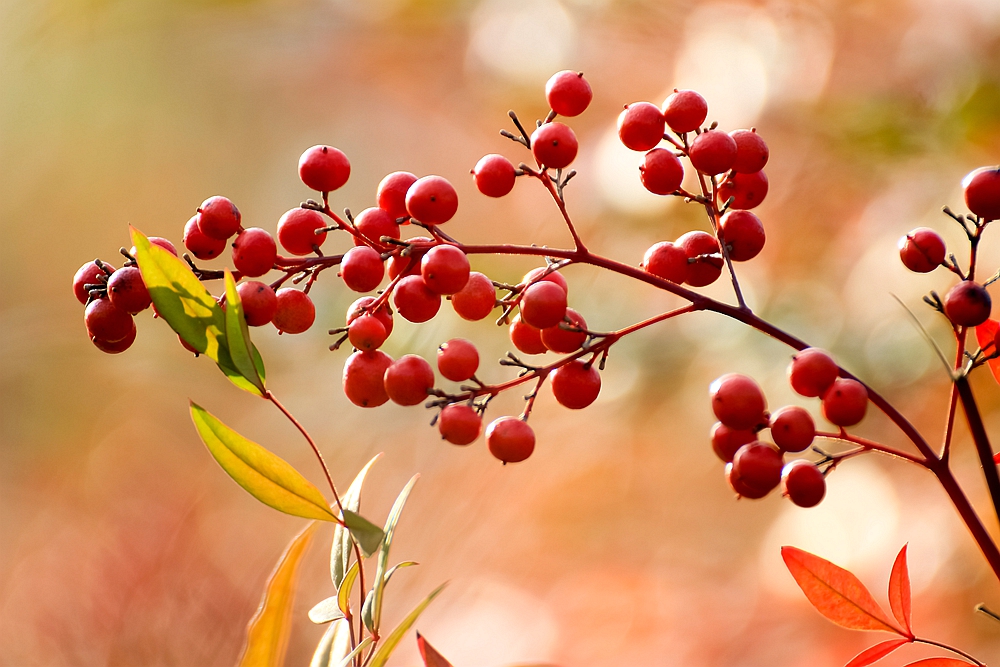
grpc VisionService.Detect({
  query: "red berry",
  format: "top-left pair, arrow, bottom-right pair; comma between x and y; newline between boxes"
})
550,360 -> 601,409
821,378 -> 868,427
384,354 -> 435,406
486,417 -> 535,463
710,422 -> 757,463
522,267 -> 569,294
438,404 -> 482,445
197,196 -> 242,240
393,275 -> 441,323
963,166 -> 1000,220
74,261 -> 113,304
377,171 -> 419,220
92,321 -> 136,354
421,245 -> 470,295
85,297 -> 135,343
710,373 -> 767,430
509,315 -> 547,355
642,242 -> 687,283
232,228 -> 277,278
769,406 -> 815,453
405,176 -> 458,224
944,280 -> 992,327
719,210 -> 765,261
541,307 -> 587,353
107,267 -> 151,314
343,350 -> 393,408
348,314 -> 388,351
788,348 -> 839,398
732,442 -> 783,495
729,129 -> 769,174
639,148 -> 684,195
437,338 -> 479,382
387,237 -> 432,280
617,102 -> 665,152
277,208 -> 327,256
341,246 -> 385,293
531,122 -> 579,169
353,207 -> 400,247
725,461 -> 770,499
130,237 -> 178,258
688,130 -> 737,176
178,333 -> 199,355
520,281 -> 568,329
676,231 -> 722,287
236,281 -> 277,326
347,296 -> 393,335
898,227 -> 946,273
662,89 -> 708,134
184,215 -> 227,260
473,154 -> 517,198
299,145 -> 350,192
718,170 -> 768,210
545,70 -> 592,117
451,271 -> 497,321
782,460 -> 826,508
272,289 -> 315,334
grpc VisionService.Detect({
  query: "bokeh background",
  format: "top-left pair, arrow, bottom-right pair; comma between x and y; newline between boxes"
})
3,0 -> 1000,665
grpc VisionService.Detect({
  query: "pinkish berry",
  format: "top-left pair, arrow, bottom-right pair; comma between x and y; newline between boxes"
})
640,148 -> 684,195
451,272 -> 497,321
272,289 -> 315,334
531,122 -> 579,169
353,207 -> 400,247
341,246 -> 385,293
197,196 -> 242,240
519,281 -> 568,329
688,130 -> 737,176
299,145 -> 350,192
729,129 -> 769,174
662,90 -> 708,134
405,176 -> 458,225
348,314 -> 388,351
617,102 -> 665,152
642,242 -> 687,284
473,154 -> 517,198
377,171 -> 418,220
277,208 -> 327,256
545,70 -> 592,117
719,210 -> 765,261
437,338 -> 479,382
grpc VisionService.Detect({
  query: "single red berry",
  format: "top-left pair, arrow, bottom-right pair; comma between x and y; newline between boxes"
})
486,417 -> 535,463
769,406 -> 815,453
788,348 -> 839,398
197,196 -> 242,240
718,170 -> 768,210
522,267 -> 569,294
451,271 -> 497,321
277,208 -> 327,256
421,245 -> 470,295
232,228 -> 277,278
898,227 -> 946,273
405,176 -> 458,224
719,210 -> 766,261
729,129 -> 769,174
821,378 -> 868,427
183,215 -> 227,260
299,145 -> 350,192
725,461 -> 770,499
710,373 -> 767,430
617,102 -> 665,152
85,297 -> 135,343
341,246 -> 385,293
688,130 -> 737,176
545,70 -> 592,117
343,350 -> 393,408
236,281 -> 277,326
963,166 -> 1000,220
377,171 -> 419,220
509,315 -> 547,355
676,231 -> 722,287
520,281 -> 568,329
438,404 -> 482,445
531,122 -> 579,169
92,322 -> 136,354
347,296 -> 393,335
639,148 -> 685,195
732,442 -> 783,495
348,314 -> 388,351
74,261 -> 114,304
944,280 -> 992,327
473,154 -> 517,198
387,237 -> 431,280
541,307 -> 587,353
782,460 -> 826,508
642,242 -> 688,283
550,360 -> 601,409
437,338 -> 479,382
353,207 -> 400,247
106,267 -> 151,314
393,275 -> 441,323
272,288 -> 315,334
662,89 -> 708,134
710,422 -> 757,463
384,354 -> 435,406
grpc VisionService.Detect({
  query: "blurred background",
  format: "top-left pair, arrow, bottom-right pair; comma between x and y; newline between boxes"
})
3,0 -> 1000,665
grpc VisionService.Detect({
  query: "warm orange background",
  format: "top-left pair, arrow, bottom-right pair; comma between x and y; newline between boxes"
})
3,1 -> 1000,665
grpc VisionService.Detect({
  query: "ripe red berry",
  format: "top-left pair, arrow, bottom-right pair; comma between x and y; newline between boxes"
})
522,267 -> 569,294
130,237 -> 178,258
232,228 -> 277,278
729,129 -> 769,174
642,242 -> 688,283
348,314 -> 388,351
377,171 -> 419,220
719,210 -> 765,261
451,271 -> 497,321
550,360 -> 601,409
92,322 -> 136,353
437,338 -> 479,382
421,245 -> 470,295
383,354 -> 435,406
341,246 -> 385,293
821,378 -> 868,427
236,281 -> 277,326
963,166 -> 1000,220
272,289 -> 315,334
347,296 -> 393,335
710,422 -> 757,463
393,275 -> 441,323
688,130 -> 737,176
898,227 -> 946,273
85,297 -> 135,343
473,154 -> 517,198
725,461 -> 770,499
438,404 -> 482,445
509,315 -> 547,355
107,267 -> 151,314
710,373 -> 767,430
782,460 -> 826,508
197,196 -> 242,240
676,231 -> 723,287
662,89 -> 708,134
299,145 -> 350,192
718,170 -> 768,210
405,176 -> 458,225
531,122 -> 579,169
732,442 -> 783,495
486,417 -> 535,463
74,261 -> 113,304
545,70 -> 592,117
943,280 -> 992,327
277,208 -> 327,256
520,281 -> 568,329
353,207 -> 400,247
639,148 -> 685,195
788,348 -> 839,398
541,307 -> 587,353
387,237 -> 431,280
343,350 -> 393,408
183,215 -> 227,260
617,102 -> 665,152
769,406 -> 815,453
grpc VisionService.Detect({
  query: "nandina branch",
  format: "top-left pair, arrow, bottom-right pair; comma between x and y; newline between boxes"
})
955,376 -> 1000,528
814,431 -> 926,466
914,637 -> 987,667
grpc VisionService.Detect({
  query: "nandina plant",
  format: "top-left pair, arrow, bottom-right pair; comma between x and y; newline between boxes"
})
72,69 -> 1000,666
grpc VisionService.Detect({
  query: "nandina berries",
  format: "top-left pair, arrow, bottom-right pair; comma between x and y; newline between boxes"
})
353,207 -> 400,246
486,417 -> 535,463
719,210 -> 765,261
769,406 -> 815,453
677,231 -> 722,287
405,176 -> 458,224
347,296 -> 394,336
688,130 -> 737,176
451,272 -> 496,321
540,308 -> 587,353
74,261 -> 113,304
183,215 -> 227,260
729,129 -> 769,174
232,228 -> 277,278
272,288 -> 315,334
197,196 -> 242,240
393,275 -> 441,323
788,348 -> 839,398
236,281 -> 277,326
662,89 -> 708,134
421,245 -> 470,295
943,281 -> 992,327
821,378 -> 868,427
472,154 -> 517,198
348,314 -> 388,351
85,297 -> 135,344
299,145 -> 350,192
106,266 -> 151,314
642,242 -> 688,283
639,148 -> 685,196
438,404 -> 482,445
617,102 -> 665,152
377,171 -> 418,219
710,373 -> 766,430
718,170 -> 768,210
710,422 -> 756,463
782,460 -> 826,507
732,442 -> 783,495
509,315 -> 547,355
277,208 -> 328,256
384,354 -> 435,406
963,166 -> 1000,220
522,266 -> 568,293
545,70 -> 592,117
550,360 -> 601,409
898,227 -> 946,273
520,281 -> 568,329
531,122 -> 579,169
343,350 -> 393,408
340,246 -> 385,293
437,338 -> 479,382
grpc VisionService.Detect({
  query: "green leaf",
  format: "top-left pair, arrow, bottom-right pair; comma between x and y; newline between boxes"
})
310,619 -> 351,667
372,475 -> 419,634
332,454 -> 382,589
334,638 -> 372,667
238,523 -> 318,667
308,597 -> 345,625
361,588 -> 375,634
190,403 -> 338,522
337,561 -> 360,617
343,509 -> 385,558
367,583 -> 448,667
223,269 -> 265,394
383,561 -> 419,586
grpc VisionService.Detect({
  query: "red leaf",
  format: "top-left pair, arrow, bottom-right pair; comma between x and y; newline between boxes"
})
417,632 -> 454,667
888,545 -> 913,636
975,320 -> 1000,386
903,659 -> 975,667
845,638 -> 911,667
781,546 -> 906,634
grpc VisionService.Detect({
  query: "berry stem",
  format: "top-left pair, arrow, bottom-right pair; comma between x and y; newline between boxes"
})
813,431 -> 926,465
913,637 -> 986,667
524,165 -> 588,253
955,376 -> 1000,529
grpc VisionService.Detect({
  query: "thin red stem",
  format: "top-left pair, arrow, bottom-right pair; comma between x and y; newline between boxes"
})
914,637 -> 986,666
814,431 -> 926,466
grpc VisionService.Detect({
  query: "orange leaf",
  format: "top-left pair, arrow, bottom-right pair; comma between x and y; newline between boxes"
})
781,546 -> 905,634
417,632 -> 454,667
845,638 -> 911,667
888,545 -> 913,636
903,659 -> 975,667
975,320 -> 1000,385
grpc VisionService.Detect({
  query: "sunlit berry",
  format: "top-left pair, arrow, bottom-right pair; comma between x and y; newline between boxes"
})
509,315 -> 547,355
963,166 -> 1000,220
710,422 -> 756,463
642,241 -> 688,283
486,417 -> 535,463
384,354 -> 435,406
676,230 -> 722,287
85,297 -> 135,343
197,196 -> 242,240
393,275 -> 441,323
92,322 -> 137,354
550,360 -> 601,409
299,145 -> 350,192
640,148 -> 684,195
522,266 -> 569,294
617,102 -> 665,152
725,461 -> 771,499
236,281 -> 277,326
437,338 -> 479,382
377,171 -> 418,219
769,406 -> 815,453
540,308 -> 587,353
353,207 -> 400,247
73,260 -> 113,304
272,289 -> 315,334
451,271 -> 497,321
232,228 -> 277,278
184,215 -> 227,260
438,404 -> 482,445
277,208 -> 327,256
662,89 -> 708,134
688,130 -> 737,176
343,350 -> 393,408
545,70 -> 592,117
719,210 -> 765,261
406,176 -> 458,224
473,154 -> 517,198
788,348 -> 839,398
782,460 -> 826,508
729,129 -> 769,174
341,246 -> 385,293
718,170 -> 768,210
348,314 -> 388,351
347,296 -> 393,335
710,373 -> 767,430
107,267 -> 151,314
531,122 -> 579,169
732,442 -> 783,495
421,245 -> 470,295
520,281 -> 568,329
821,378 -> 868,427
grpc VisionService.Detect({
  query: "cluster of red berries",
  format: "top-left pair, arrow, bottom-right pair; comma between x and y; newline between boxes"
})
709,348 -> 868,507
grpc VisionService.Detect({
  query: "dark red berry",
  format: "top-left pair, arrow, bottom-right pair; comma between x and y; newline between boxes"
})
963,166 -> 1000,220
617,102 -> 665,152
676,231 -> 722,287
545,70 -> 592,117
725,461 -> 770,499
92,322 -> 136,354
74,261 -> 113,304
540,307 -> 587,353
473,154 -> 517,198
272,289 -> 315,334
107,267 -> 151,314
197,196 -> 242,240
642,242 -> 687,283
236,281 -> 277,326
85,298 -> 135,343
347,296 -> 393,335
531,122 -> 579,169
299,145 -> 350,192
821,378 -> 868,427
718,170 -> 768,210
550,360 -> 601,409
788,348 -> 839,398
421,245 -> 470,295
688,130 -> 737,176
639,148 -> 684,195
405,176 -> 458,224
451,272 -> 496,321
486,417 -> 535,463
898,228 -> 946,273
662,90 -> 708,134
348,314 -> 388,351
341,246 -> 385,293
438,404 -> 482,445
437,338 -> 479,382
183,215 -> 227,260
232,228 -> 277,278
719,210 -> 765,261
782,460 -> 826,508
384,354 -> 435,406
944,280 -> 992,327
710,373 -> 767,430
353,207 -> 400,247
769,406 -> 815,453
732,442 -> 783,495
710,422 -> 756,463
393,275 -> 441,323
520,281 -> 568,329
377,171 -> 419,220
343,350 -> 393,408
277,208 -> 327,256
729,129 -> 769,174
509,315 -> 547,355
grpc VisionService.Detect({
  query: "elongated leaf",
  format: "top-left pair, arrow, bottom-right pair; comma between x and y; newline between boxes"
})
781,547 -> 904,634
975,320 -> 1000,385
384,561 -> 419,586
343,510 -> 385,558
224,269 -> 265,394
417,632 -> 455,667
335,638 -> 372,667
190,403 -> 338,522
332,454 -> 382,588
903,660 -> 974,667
367,583 -> 448,667
888,545 -> 913,636
845,638 -> 911,667
308,597 -> 345,625
310,619 -> 351,667
238,523 -> 318,667
362,588 -> 375,634
338,561 -> 360,617
372,475 -> 419,634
